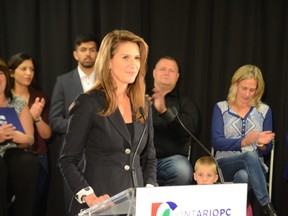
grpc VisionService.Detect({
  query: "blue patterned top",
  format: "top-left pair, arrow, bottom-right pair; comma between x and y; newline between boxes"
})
211,101 -> 273,171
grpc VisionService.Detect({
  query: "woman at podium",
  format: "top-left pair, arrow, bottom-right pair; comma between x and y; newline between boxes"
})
59,30 -> 157,215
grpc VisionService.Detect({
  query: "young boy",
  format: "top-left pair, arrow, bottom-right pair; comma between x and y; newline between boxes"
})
194,156 -> 253,215
193,156 -> 219,185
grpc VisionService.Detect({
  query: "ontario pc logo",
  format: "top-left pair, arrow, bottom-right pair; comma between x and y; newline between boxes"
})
151,201 -> 178,216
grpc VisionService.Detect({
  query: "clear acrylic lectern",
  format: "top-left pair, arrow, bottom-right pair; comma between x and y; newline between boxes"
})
78,187 -> 136,216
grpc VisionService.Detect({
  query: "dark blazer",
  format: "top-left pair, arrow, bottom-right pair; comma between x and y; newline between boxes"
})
49,68 -> 83,134
59,90 -> 157,215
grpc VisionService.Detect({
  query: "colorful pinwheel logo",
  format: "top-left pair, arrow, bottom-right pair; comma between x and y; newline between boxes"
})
151,201 -> 178,216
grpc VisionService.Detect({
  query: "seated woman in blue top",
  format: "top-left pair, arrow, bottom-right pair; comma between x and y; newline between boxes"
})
211,64 -> 277,216
0,58 -> 37,216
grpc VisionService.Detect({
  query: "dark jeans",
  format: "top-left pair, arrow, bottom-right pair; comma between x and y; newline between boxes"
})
217,151 -> 270,206
157,154 -> 193,186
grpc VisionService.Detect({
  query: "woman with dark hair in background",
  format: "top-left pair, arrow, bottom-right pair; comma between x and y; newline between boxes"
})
8,53 -> 52,216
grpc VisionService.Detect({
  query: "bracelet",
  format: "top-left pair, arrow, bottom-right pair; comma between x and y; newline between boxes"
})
34,116 -> 42,123
256,143 -> 264,147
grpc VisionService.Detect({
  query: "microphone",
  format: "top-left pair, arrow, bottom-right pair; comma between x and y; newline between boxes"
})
131,107 -> 148,188
170,106 -> 225,184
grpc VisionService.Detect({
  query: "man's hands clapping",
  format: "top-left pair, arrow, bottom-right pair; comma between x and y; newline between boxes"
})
147,88 -> 167,114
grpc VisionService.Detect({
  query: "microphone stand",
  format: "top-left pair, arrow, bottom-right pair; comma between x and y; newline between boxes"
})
170,107 -> 225,183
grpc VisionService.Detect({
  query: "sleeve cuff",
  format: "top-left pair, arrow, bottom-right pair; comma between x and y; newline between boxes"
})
75,186 -> 94,204
160,108 -> 176,123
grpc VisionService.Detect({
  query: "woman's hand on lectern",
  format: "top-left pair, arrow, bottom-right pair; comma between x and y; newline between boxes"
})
83,193 -> 110,208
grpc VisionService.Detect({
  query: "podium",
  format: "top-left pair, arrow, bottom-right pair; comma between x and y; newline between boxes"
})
78,187 -> 136,216
78,183 -> 247,216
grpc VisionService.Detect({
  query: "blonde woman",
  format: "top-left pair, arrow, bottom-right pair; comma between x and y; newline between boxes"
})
211,65 -> 277,215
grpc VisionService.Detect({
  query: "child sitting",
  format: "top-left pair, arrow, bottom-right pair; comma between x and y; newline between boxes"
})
193,156 -> 219,185
194,156 -> 253,216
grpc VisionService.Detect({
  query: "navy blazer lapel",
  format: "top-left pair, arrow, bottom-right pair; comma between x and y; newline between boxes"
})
108,109 -> 131,145
73,69 -> 84,93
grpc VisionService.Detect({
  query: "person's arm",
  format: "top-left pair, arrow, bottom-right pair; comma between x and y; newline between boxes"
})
59,94 -> 109,206
59,94 -> 89,192
152,88 -> 200,140
166,96 -> 200,138
49,77 -> 69,133
30,97 -> 52,139
12,104 -> 34,148
257,107 -> 274,156
211,104 -> 242,151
